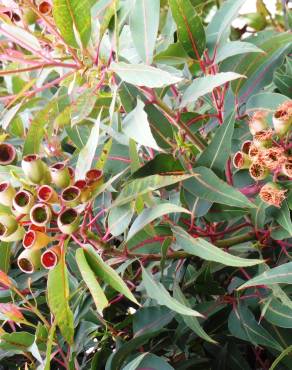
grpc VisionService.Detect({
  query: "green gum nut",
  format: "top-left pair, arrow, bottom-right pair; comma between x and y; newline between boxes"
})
13,190 -> 35,215
60,186 -> 81,207
50,162 -> 71,188
21,154 -> 45,184
0,214 -> 18,238
233,152 -> 251,170
30,203 -> 52,227
0,182 -> 16,207
1,225 -> 24,242
17,248 -> 41,274
57,208 -> 80,234
0,143 -> 17,166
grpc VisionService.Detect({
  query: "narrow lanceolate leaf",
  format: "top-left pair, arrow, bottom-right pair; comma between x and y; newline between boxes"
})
123,99 -> 161,150
53,0 -> 91,48
84,245 -> 139,305
142,267 -> 203,317
76,249 -> 108,315
47,244 -> 74,344
206,0 -> 246,49
183,167 -> 255,209
75,110 -> 101,180
264,299 -> 292,329
110,62 -> 182,88
214,41 -> 264,64
173,283 -> 216,343
228,303 -> 283,351
108,203 -> 135,237
196,111 -> 235,175
0,23 -> 42,52
127,203 -> 190,241
238,263 -> 292,290
0,242 -> 12,273
169,0 -> 205,60
130,0 -> 160,64
113,174 -> 192,207
181,73 -> 244,107
173,226 -> 262,267
275,201 -> 292,235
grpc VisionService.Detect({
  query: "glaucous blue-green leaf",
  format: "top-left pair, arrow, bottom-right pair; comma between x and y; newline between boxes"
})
76,248 -> 108,315
126,353 -> 175,370
53,0 -> 91,48
250,197 -> 268,230
274,201 -> 292,236
173,226 -> 262,267
123,99 -> 160,150
246,92 -> 289,114
108,203 -> 135,237
238,262 -> 292,290
181,73 -> 244,107
183,167 -> 255,209
196,111 -> 235,175
214,41 -> 264,64
130,0 -> 160,64
127,203 -> 190,241
228,303 -> 283,351
169,0 -> 205,60
273,56 -> 292,98
154,42 -> 191,66
264,299 -> 292,328
111,62 -> 182,87
142,267 -> 203,317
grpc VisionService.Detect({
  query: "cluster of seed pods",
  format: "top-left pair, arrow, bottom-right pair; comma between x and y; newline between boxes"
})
0,146 -> 102,274
233,101 -> 291,207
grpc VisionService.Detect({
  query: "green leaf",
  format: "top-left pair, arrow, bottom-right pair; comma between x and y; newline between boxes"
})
169,0 -> 205,60
154,42 -> 191,66
71,90 -> 97,127
246,92 -> 288,113
76,248 -> 108,315
44,322 -> 56,370
123,99 -> 160,150
264,299 -> 292,329
122,353 -> 148,370
111,62 -> 182,88
126,353 -> 175,370
181,73 -> 244,107
228,303 -> 283,351
173,283 -> 216,343
127,203 -> 190,241
250,197 -> 268,230
196,111 -> 235,175
53,0 -> 91,48
47,244 -> 74,344
0,332 -> 35,351
238,263 -> 292,290
183,167 -> 255,209
113,174 -> 191,207
75,111 -> 101,180
142,267 -> 203,317
173,226 -> 262,267
84,245 -> 139,305
0,23 -> 42,51
275,201 -> 292,235
108,203 -> 135,237
270,346 -> 292,370
206,0 -> 246,49
130,0 -> 160,64
214,41 -> 264,64
0,242 -> 12,273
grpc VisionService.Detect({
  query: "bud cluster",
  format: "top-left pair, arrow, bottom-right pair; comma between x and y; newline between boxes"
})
233,101 -> 291,207
0,148 -> 103,274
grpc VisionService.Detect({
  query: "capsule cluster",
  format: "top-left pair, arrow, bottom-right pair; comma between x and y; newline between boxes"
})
233,101 -> 291,207
0,146 -> 103,274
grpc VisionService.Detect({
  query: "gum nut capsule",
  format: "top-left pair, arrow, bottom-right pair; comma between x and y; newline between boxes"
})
30,203 -> 52,227
273,101 -> 292,137
37,185 -> 58,204
23,230 -> 51,250
21,154 -> 45,184
41,245 -> 60,269
1,226 -> 24,242
17,248 -> 41,274
249,111 -> 268,135
50,163 -> 71,188
0,143 -> 17,166
233,151 -> 251,170
60,186 -> 81,207
57,208 -> 80,234
0,182 -> 16,207
13,190 -> 34,215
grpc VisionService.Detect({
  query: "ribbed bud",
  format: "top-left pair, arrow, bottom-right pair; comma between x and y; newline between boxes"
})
17,248 -> 41,274
60,186 -> 81,207
249,161 -> 269,181
0,143 -> 17,165
0,182 -> 15,207
249,111 -> 268,135
50,163 -> 71,188
57,208 -> 80,234
41,245 -> 60,269
37,185 -> 58,204
233,151 -> 251,169
13,189 -> 34,214
259,182 -> 287,208
30,203 -> 52,227
273,101 -> 292,137
23,230 -> 51,250
21,155 -> 45,184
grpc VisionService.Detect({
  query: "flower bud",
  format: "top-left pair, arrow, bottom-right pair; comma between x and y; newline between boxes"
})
50,163 -> 71,188
259,182 -> 287,208
23,230 -> 51,250
253,129 -> 273,148
17,248 -> 41,274
37,185 -> 58,204
233,151 -> 251,170
1,226 -> 24,242
60,186 -> 81,207
13,190 -> 34,214
57,208 -> 80,234
0,214 -> 18,238
273,101 -> 292,137
0,143 -> 17,165
249,111 -> 268,135
30,203 -> 52,227
249,161 -> 269,181
0,182 -> 15,207
21,155 -> 45,184
41,245 -> 60,269
261,147 -> 286,171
